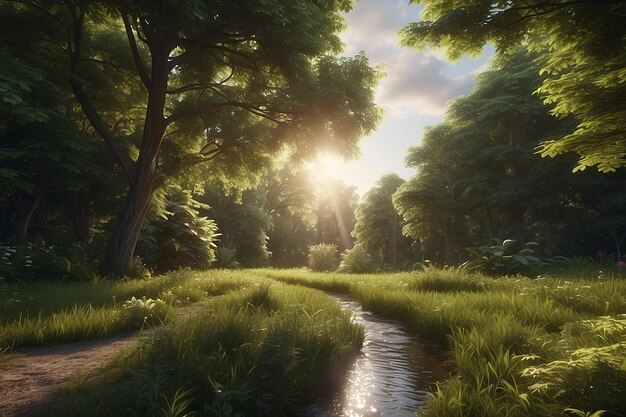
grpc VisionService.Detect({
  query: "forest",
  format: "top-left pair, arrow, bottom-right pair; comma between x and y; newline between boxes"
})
0,1 -> 624,417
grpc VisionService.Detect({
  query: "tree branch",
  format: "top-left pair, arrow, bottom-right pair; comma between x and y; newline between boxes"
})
67,3 -> 136,185
122,12 -> 150,89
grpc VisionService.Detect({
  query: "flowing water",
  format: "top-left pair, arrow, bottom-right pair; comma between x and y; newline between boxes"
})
301,294 -> 450,417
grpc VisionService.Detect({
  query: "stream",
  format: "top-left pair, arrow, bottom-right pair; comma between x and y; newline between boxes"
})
301,294 -> 449,417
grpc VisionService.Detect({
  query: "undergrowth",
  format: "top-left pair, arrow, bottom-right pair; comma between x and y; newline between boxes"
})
256,268 -> 626,417
41,281 -> 364,417
0,269 -> 248,350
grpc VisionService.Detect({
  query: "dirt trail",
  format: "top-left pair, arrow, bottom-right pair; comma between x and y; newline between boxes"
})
0,302 -> 209,417
0,333 -> 137,416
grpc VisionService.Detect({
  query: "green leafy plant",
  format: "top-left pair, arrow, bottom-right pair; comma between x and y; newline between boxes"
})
0,242 -> 97,282
121,296 -> 169,329
461,239 -> 541,275
337,243 -> 376,273
307,244 -> 339,272
214,246 -> 241,269
138,187 -> 219,273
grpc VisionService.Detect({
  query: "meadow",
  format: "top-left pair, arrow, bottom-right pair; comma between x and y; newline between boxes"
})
1,268 -> 624,417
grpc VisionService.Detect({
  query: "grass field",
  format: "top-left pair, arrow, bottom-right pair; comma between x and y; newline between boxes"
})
256,268 -> 626,417
1,268 -> 625,416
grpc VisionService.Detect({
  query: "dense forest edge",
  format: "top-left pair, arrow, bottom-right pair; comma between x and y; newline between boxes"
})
1,0 -> 625,416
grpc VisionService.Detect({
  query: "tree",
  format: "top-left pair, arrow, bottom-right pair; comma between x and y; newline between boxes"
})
446,50 -> 571,243
199,186 -> 271,267
261,165 -> 317,267
353,174 -> 415,266
2,0 -> 381,275
395,49 -> 625,262
401,0 -> 626,172
0,55 -> 107,244
393,124 -> 472,265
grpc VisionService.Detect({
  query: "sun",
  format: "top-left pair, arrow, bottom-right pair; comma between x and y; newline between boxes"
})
306,152 -> 347,184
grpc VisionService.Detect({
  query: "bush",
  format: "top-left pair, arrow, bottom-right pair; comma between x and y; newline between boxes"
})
0,241 -> 98,282
214,245 -> 241,269
337,243 -> 376,273
307,244 -> 339,272
461,239 -> 542,275
137,187 -> 219,273
121,296 -> 169,329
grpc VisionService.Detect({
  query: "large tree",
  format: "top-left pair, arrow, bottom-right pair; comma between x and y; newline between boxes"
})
353,174 -> 414,266
395,49 -> 625,263
401,0 -> 626,172
3,0 -> 381,275
393,124 -> 472,265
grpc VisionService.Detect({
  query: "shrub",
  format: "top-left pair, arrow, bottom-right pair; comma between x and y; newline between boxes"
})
121,296 -> 169,329
461,239 -> 541,275
214,245 -> 241,269
307,244 -> 339,272
337,243 -> 376,273
137,187 -> 219,273
0,241 -> 97,282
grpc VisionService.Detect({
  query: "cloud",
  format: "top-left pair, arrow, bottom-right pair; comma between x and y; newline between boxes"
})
340,0 -> 477,117
377,51 -> 475,117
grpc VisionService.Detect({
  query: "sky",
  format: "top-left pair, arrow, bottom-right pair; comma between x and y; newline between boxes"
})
316,0 -> 493,196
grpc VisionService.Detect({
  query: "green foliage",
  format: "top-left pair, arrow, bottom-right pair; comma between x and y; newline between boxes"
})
400,0 -> 626,171
394,50 -> 625,264
262,165 -> 317,268
138,187 -> 219,273
353,174 -> 415,266
0,0 -> 382,276
0,242 -> 99,282
200,187 -> 271,267
461,239 -> 542,275
521,317 -> 626,416
44,280 -> 364,417
307,243 -> 339,272
214,246 -> 241,269
120,296 -> 169,329
337,243 -> 376,274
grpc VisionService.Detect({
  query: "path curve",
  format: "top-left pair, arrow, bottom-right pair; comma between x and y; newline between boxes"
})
0,333 -> 138,417
0,301 -> 210,417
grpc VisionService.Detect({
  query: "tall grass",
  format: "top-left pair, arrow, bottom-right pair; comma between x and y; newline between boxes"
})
0,270 -> 250,350
41,281 -> 364,417
257,268 -> 626,417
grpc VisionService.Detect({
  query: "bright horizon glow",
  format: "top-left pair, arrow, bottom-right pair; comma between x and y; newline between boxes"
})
314,0 -> 494,198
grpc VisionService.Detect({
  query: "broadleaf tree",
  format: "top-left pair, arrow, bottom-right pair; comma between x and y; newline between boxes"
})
2,0 -> 382,275
353,174 -> 415,266
401,0 -> 626,172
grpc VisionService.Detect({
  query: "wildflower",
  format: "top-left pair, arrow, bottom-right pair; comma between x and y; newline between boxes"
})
616,260 -> 626,269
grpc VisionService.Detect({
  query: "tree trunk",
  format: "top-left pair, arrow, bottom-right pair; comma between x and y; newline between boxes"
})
71,191 -> 91,243
390,212 -> 398,266
443,233 -> 458,266
102,173 -> 154,276
101,40 -> 170,277
10,192 -> 41,243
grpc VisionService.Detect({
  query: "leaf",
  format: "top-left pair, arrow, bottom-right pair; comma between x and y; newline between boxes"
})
512,254 -> 529,266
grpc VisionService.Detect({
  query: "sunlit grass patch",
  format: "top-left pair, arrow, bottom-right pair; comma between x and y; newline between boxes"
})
0,269 -> 251,350
43,280 -> 364,417
257,268 -> 626,417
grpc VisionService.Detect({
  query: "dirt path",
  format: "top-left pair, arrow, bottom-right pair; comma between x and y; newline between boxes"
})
0,301 -> 210,417
0,333 -> 137,417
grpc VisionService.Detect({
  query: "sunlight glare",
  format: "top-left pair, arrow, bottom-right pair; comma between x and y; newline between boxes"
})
306,152 -> 348,184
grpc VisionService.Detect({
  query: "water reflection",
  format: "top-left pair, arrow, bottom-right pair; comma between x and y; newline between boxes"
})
301,295 -> 449,417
